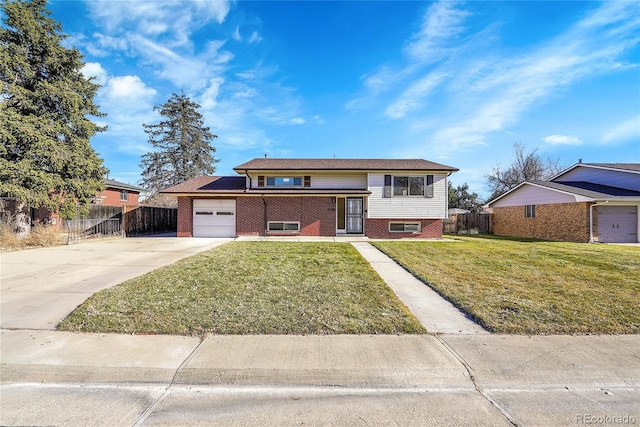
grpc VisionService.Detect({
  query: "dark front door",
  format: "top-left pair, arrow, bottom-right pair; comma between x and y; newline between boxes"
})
346,197 -> 363,234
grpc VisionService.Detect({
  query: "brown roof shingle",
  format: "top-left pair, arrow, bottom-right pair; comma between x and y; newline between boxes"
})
234,158 -> 458,172
161,176 -> 246,194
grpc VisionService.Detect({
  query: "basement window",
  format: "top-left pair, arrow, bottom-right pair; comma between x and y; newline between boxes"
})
525,205 -> 536,218
389,222 -> 421,232
267,222 -> 300,232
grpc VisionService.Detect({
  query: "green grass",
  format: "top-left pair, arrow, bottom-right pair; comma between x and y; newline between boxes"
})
58,242 -> 425,336
372,237 -> 640,335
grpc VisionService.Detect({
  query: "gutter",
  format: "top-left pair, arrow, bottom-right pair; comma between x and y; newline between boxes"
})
589,200 -> 609,243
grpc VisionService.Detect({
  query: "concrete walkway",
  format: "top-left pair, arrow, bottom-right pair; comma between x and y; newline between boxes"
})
352,242 -> 487,334
0,237 -> 231,329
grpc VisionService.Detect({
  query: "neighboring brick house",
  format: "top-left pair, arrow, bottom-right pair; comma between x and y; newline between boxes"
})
485,163 -> 640,243
96,179 -> 144,207
161,158 -> 458,238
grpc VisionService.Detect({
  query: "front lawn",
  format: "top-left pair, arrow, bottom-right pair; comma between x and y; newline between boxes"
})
372,237 -> 640,334
58,242 -> 425,335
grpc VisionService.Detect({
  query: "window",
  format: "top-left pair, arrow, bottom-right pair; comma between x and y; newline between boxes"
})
385,175 -> 434,198
266,177 -> 303,186
525,205 -> 536,218
216,211 -> 234,216
120,190 -> 128,201
389,222 -> 422,232
267,221 -> 300,232
195,211 -> 213,215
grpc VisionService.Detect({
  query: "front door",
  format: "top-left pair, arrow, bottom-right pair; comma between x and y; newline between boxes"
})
346,197 -> 363,234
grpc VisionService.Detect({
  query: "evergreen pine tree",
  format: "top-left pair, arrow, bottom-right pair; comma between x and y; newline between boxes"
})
139,92 -> 219,194
0,0 -> 108,226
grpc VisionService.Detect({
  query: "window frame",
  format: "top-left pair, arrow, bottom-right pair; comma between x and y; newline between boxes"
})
389,222 -> 422,233
392,176 -> 425,197
267,221 -> 300,232
525,205 -> 536,218
265,177 -> 303,187
120,190 -> 128,201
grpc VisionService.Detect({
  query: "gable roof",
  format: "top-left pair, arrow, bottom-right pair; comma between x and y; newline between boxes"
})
530,181 -> 640,198
551,162 -> 640,181
104,178 -> 144,192
486,180 -> 640,207
161,176 -> 246,194
234,158 -> 458,172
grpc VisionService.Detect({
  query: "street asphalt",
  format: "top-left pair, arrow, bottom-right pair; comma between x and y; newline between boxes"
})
1,236 -> 639,426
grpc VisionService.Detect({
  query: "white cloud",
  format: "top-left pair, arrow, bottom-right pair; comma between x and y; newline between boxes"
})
233,26 -> 242,42
81,62 -> 108,86
385,72 -> 446,119
289,117 -> 306,125
377,0 -> 640,152
104,75 -> 156,102
542,135 -> 583,145
87,0 -> 230,43
601,115 -> 640,143
200,77 -> 225,109
406,1 -> 470,62
248,31 -> 263,44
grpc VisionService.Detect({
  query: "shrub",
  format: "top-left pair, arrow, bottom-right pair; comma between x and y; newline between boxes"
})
0,215 -> 63,250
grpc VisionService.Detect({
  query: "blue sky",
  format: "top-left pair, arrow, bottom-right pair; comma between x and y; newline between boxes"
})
48,0 -> 640,199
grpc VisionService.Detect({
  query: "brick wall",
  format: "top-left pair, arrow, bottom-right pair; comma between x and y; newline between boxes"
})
177,196 -> 193,237
236,197 -> 263,236
100,188 -> 139,206
237,196 -> 336,236
493,202 -> 592,242
365,218 -> 443,239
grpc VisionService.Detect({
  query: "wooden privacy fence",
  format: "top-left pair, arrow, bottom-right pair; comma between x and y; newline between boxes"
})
444,212 -> 493,235
123,206 -> 177,236
62,205 -> 177,241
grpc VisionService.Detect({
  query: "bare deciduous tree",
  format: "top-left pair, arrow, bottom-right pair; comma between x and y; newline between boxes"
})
486,143 -> 567,201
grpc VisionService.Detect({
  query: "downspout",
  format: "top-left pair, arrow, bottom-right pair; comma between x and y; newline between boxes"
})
262,194 -> 267,237
589,200 -> 609,243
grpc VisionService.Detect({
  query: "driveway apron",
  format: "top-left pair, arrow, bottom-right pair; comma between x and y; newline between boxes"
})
0,237 -> 231,330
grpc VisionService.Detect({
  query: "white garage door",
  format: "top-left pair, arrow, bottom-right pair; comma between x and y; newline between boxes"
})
193,199 -> 236,237
597,205 -> 637,243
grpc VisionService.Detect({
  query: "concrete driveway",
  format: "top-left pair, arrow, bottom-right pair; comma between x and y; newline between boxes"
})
0,236 -> 231,329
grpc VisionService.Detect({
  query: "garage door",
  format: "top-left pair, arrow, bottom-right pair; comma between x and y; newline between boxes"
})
597,205 -> 637,243
193,199 -> 236,237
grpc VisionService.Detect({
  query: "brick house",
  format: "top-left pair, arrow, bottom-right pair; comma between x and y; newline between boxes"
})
96,179 -> 144,207
485,163 -> 640,243
161,158 -> 458,238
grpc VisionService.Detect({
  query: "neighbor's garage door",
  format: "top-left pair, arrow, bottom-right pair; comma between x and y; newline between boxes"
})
193,199 -> 236,237
597,205 -> 637,243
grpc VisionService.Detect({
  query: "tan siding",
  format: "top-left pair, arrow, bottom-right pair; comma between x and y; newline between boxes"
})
492,184 -> 578,207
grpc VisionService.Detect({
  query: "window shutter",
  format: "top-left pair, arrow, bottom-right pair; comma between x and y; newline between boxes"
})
257,176 -> 264,187
383,175 -> 392,198
304,176 -> 311,187
425,175 -> 434,198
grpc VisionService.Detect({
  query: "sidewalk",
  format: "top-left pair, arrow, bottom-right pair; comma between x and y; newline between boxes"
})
2,329 -> 639,426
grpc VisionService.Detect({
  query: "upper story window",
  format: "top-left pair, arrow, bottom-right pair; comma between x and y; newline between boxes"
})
267,177 -> 303,186
393,176 -> 424,196
120,190 -> 128,201
257,175 -> 311,188
384,174 -> 434,198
